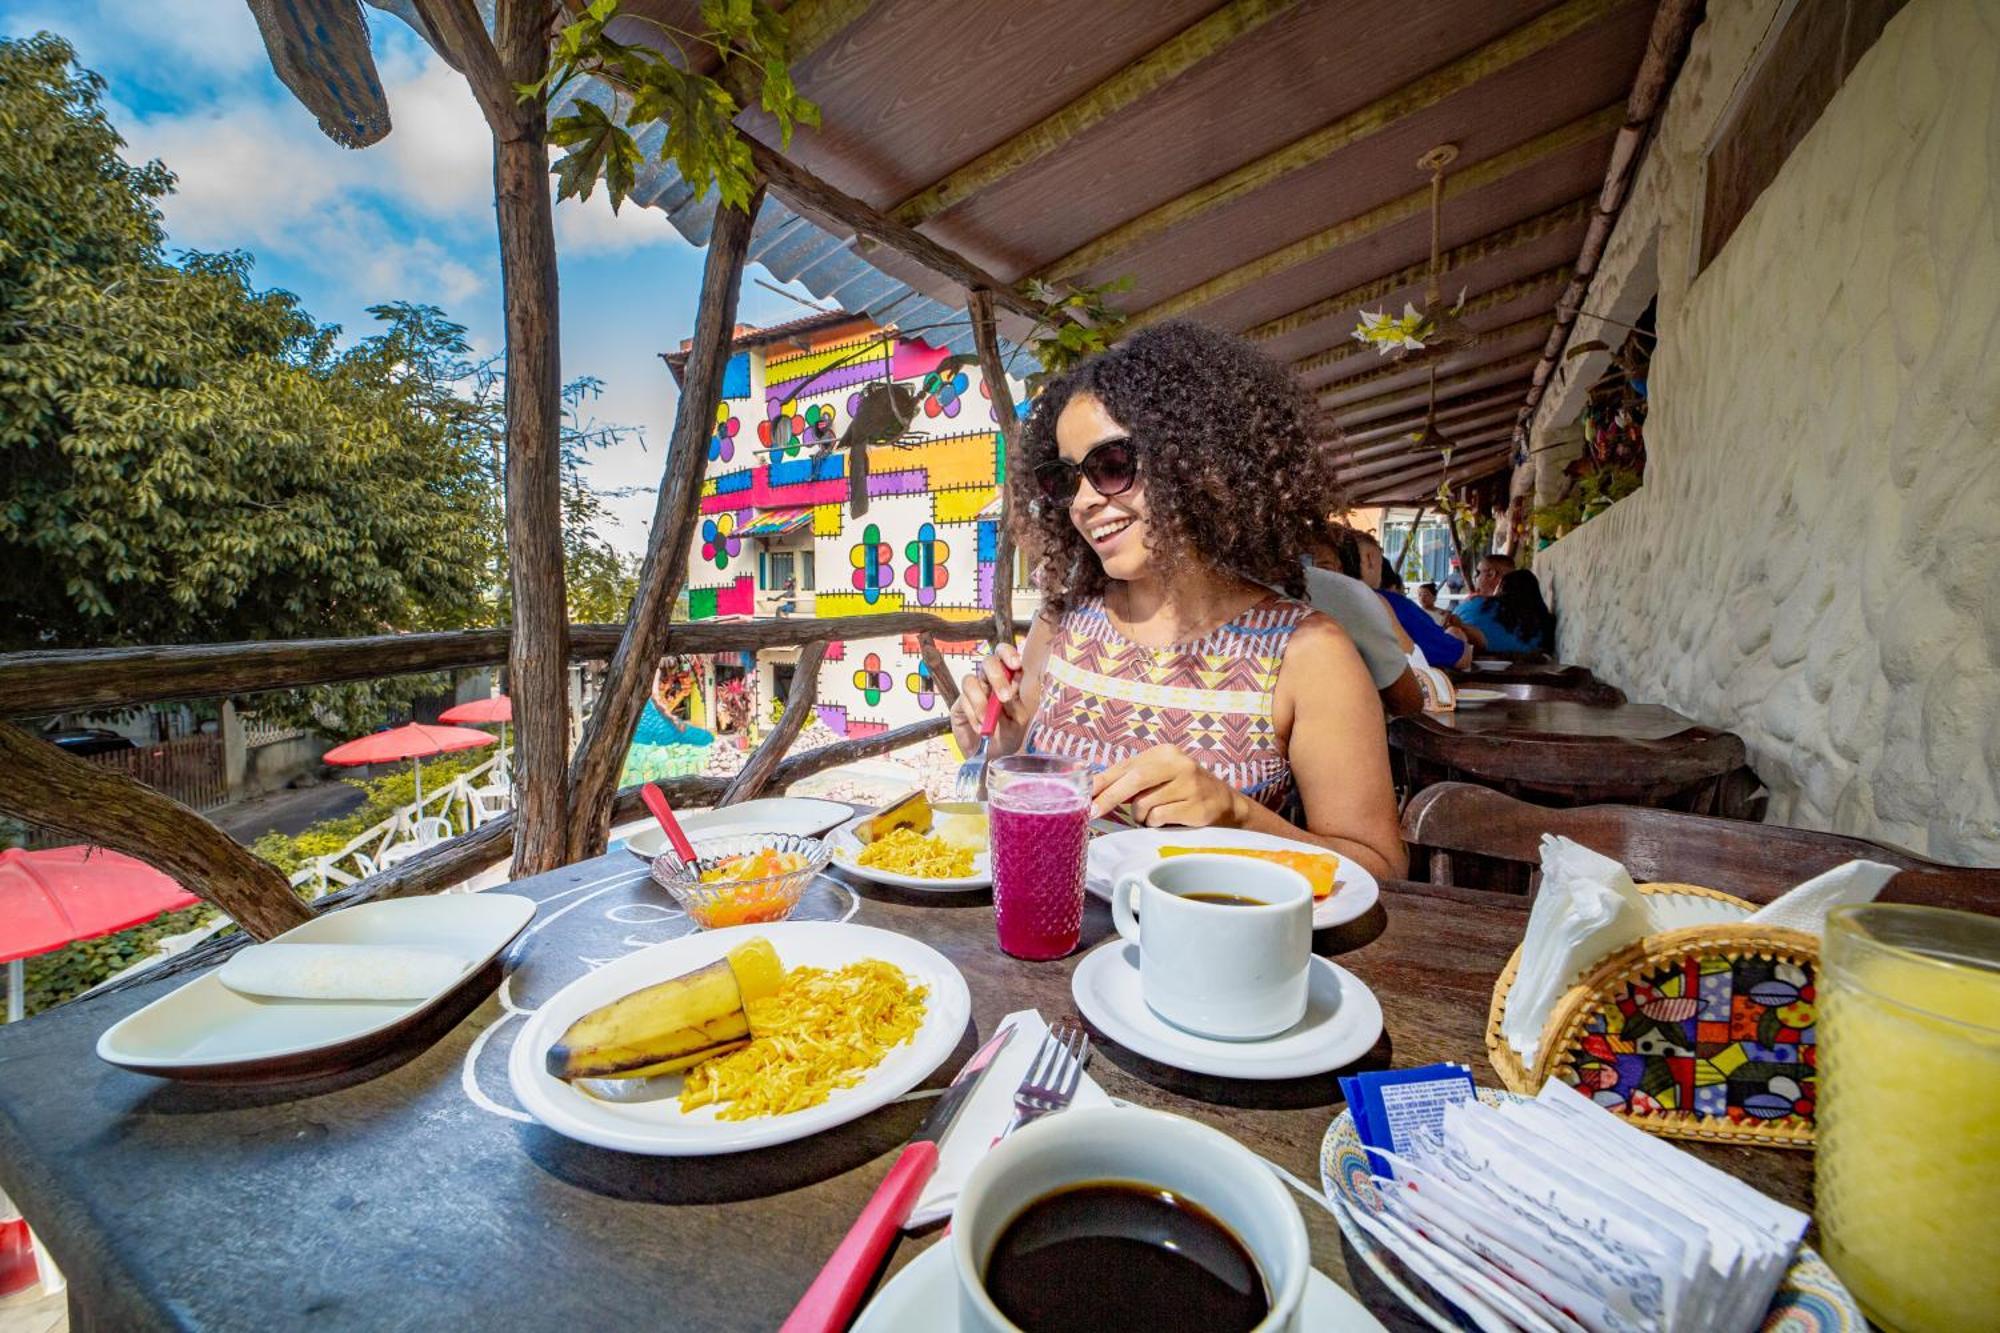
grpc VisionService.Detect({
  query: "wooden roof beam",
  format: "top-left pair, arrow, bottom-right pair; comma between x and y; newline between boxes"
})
1291,266 -> 1570,379
1247,198 -> 1592,344
1352,442 -> 1513,501
1513,0 -> 1702,448
1128,102 -> 1625,329
1317,317 -> 1552,403
1331,357 -> 1541,424
1334,395 -> 1527,449
1040,0 -> 1630,283
891,0 -> 1301,227
1337,431 -> 1511,485
1331,408 -> 1523,465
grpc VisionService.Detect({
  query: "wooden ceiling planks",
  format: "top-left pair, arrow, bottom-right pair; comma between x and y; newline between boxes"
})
626,0 -> 1678,495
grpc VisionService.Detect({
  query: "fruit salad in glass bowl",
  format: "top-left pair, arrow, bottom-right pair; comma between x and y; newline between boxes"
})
650,833 -> 830,929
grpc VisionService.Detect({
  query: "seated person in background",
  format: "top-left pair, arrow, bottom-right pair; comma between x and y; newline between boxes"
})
1454,568 -> 1556,655
1353,531 -> 1475,670
1415,582 -> 1447,624
952,321 -> 1407,881
1302,526 -> 1425,718
1469,551 -> 1515,599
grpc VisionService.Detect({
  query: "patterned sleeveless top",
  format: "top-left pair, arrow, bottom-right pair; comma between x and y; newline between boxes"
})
1024,594 -> 1314,813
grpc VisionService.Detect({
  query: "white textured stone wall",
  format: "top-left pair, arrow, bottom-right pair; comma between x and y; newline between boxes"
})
1533,0 -> 2000,862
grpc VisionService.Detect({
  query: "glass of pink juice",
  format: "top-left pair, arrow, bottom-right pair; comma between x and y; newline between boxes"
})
988,755 -> 1091,960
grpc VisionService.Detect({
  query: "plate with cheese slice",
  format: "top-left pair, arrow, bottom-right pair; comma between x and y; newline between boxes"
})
827,790 -> 992,892
1085,827 -> 1378,929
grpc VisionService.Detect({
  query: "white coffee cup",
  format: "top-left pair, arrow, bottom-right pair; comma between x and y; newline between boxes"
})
1113,854 -> 1312,1040
951,1105 -> 1309,1333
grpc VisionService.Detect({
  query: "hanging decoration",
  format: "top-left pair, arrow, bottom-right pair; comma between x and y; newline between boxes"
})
1352,145 -> 1474,360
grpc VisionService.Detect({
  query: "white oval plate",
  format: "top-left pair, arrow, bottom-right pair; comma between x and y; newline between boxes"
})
1071,939 -> 1383,1080
622,797 -> 854,860
1472,658 -> 1512,670
1319,1091 -> 1863,1333
508,921 -> 969,1155
1085,827 -> 1379,929
1452,687 -> 1505,707
826,811 -> 992,892
853,1234 -> 1385,1331
96,893 -> 536,1079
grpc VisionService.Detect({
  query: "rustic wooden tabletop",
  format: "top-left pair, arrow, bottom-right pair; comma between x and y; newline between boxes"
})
1410,698 -> 1700,739
0,850 -> 1812,1331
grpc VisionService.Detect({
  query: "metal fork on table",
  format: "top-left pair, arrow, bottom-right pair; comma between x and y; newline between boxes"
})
1000,1021 -> 1091,1141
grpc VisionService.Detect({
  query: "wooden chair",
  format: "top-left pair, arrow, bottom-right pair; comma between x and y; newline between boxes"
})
1401,782 -> 2000,912
1390,714 -> 1752,815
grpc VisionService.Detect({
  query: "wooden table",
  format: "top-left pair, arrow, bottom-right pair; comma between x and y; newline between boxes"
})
0,854 -> 1810,1331
1391,699 -> 1755,816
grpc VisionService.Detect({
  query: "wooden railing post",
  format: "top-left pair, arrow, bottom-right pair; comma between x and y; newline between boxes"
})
718,641 -> 827,805
0,722 -> 310,940
916,634 -> 961,713
968,288 -> 1023,646
565,181 -> 768,862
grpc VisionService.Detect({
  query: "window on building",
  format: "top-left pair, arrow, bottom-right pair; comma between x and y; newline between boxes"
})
800,550 -> 816,590
766,551 -> 794,590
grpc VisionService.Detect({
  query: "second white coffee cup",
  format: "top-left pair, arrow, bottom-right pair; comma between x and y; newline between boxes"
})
1112,853 -> 1313,1040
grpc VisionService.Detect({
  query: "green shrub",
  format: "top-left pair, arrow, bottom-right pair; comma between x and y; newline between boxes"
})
23,903 -> 220,1016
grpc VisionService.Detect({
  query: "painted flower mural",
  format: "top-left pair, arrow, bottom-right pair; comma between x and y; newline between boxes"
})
700,511 -> 743,568
709,403 -> 739,463
906,660 -> 935,711
760,402 -> 838,460
921,367 -> 968,419
853,652 -> 891,706
902,522 -> 951,606
850,522 -> 893,604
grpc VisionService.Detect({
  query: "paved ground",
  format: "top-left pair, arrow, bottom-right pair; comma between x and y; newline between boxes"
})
209,781 -> 366,844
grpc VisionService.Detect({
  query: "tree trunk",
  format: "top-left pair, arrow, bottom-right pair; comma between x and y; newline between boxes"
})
492,1 -> 572,876
968,289 -> 1024,645
565,183 -> 768,861
0,722 -> 310,940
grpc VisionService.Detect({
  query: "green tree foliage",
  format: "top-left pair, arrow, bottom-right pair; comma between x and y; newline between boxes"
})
0,33 -> 501,650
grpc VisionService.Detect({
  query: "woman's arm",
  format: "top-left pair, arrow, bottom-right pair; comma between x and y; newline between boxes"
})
949,612 -> 1056,758
1268,617 -> 1409,881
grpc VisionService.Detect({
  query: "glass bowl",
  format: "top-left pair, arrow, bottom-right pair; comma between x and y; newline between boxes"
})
649,832 -> 831,929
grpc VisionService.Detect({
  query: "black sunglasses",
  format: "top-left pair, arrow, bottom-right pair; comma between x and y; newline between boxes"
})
1033,438 -> 1139,506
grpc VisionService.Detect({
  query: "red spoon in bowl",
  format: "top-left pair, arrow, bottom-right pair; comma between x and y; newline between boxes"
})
639,782 -> 698,862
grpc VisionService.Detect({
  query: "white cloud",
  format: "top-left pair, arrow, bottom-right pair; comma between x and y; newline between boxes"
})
9,0 -> 267,81
552,180 -> 688,255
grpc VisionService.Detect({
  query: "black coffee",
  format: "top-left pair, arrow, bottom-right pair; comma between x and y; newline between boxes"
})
1182,892 -> 1264,906
983,1182 -> 1268,1333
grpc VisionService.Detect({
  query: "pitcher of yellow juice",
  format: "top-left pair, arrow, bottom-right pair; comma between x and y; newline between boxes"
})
1816,904 -> 2000,1330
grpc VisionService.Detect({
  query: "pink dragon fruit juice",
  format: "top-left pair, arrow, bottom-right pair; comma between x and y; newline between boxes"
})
988,755 -> 1091,960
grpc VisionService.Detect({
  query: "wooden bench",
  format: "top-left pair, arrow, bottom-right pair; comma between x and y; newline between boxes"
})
1401,781 -> 2000,911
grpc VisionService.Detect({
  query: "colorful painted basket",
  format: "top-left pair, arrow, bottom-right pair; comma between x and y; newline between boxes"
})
1487,883 -> 1820,1149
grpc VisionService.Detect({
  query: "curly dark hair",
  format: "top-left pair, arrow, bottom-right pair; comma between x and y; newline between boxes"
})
1015,320 -> 1343,616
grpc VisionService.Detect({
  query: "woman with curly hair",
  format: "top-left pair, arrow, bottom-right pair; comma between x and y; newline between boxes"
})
951,321 -> 1407,880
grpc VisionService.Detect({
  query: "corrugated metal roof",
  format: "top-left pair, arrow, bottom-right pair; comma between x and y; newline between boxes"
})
365,0 -> 1037,376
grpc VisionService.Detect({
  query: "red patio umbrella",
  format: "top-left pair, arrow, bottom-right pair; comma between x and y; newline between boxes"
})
438,695 -> 511,770
0,846 -> 200,1023
321,723 -> 495,812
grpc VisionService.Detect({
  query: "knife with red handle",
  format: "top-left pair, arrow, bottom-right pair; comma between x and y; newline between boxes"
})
778,1023 -> 1017,1333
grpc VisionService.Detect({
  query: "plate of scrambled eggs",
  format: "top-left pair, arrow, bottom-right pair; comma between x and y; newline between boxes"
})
827,794 -> 992,892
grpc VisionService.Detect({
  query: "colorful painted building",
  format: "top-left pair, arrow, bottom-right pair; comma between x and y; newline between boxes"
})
666,312 -> 1032,741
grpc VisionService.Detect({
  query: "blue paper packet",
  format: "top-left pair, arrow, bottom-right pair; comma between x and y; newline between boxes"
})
1339,1064 -> 1477,1177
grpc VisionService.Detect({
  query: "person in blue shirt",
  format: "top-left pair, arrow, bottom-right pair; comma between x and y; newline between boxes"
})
1354,531 -> 1473,669
1455,568 -> 1555,655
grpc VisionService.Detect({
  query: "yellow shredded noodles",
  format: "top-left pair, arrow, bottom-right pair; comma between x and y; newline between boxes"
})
855,826 -> 975,879
678,961 -> 928,1120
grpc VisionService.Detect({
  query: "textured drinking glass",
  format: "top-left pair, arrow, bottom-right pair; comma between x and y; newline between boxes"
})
987,755 -> 1090,960
1816,904 -> 2000,1331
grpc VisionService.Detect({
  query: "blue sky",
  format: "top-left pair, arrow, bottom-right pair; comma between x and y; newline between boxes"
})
0,0 -> 827,555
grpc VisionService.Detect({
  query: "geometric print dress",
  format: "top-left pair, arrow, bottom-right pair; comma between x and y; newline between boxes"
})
1023,593 -> 1314,815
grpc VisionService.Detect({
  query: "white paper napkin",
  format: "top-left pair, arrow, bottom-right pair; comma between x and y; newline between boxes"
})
1503,836 -> 1650,1065
1506,840 -> 1899,1069
1746,859 -> 1898,933
907,1009 -> 1111,1229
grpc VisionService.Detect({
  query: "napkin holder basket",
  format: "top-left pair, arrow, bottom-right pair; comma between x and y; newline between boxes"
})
1487,883 -> 1819,1150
